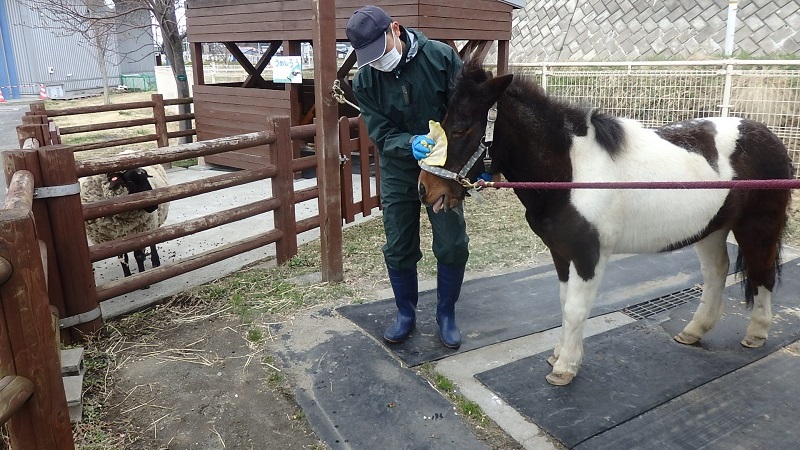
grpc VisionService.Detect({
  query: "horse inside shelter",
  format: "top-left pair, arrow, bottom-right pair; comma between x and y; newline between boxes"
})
418,58 -> 793,386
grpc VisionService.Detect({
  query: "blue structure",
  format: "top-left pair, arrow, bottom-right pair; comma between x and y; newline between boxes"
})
0,1 -> 156,100
0,0 -> 19,99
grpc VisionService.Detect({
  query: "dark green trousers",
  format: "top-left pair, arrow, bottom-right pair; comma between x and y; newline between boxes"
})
380,174 -> 469,271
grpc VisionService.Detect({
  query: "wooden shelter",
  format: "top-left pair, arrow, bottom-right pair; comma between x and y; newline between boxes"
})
186,0 -> 521,169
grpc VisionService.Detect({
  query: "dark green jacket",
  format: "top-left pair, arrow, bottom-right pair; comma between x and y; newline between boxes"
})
352,28 -> 462,185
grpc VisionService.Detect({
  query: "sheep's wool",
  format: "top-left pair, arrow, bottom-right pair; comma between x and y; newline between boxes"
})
80,164 -> 170,245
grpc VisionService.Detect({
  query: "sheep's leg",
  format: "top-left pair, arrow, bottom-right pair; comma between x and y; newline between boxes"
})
150,244 -> 161,268
119,254 -> 132,277
134,249 -> 147,273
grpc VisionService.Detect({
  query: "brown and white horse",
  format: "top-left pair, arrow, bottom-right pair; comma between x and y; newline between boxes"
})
418,60 -> 793,386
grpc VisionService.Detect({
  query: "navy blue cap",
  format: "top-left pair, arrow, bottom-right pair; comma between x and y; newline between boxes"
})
346,6 -> 392,66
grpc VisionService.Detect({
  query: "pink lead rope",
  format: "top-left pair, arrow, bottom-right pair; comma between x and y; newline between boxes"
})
477,178 -> 800,190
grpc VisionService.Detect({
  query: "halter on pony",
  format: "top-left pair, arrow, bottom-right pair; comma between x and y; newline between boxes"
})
418,103 -> 498,189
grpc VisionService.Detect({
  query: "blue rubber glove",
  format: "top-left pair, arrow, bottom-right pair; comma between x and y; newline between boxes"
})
411,135 -> 435,161
473,172 -> 493,183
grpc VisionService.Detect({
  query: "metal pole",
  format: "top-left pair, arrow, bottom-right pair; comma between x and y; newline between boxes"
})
720,64 -> 734,117
541,64 -> 548,93
724,0 -> 739,57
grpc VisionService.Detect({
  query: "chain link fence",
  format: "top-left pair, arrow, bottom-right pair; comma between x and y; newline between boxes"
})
509,60 -> 800,177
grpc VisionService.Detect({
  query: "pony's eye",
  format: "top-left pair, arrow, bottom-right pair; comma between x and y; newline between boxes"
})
450,128 -> 468,138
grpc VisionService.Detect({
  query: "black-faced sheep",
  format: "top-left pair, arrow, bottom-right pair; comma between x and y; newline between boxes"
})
80,165 -> 170,277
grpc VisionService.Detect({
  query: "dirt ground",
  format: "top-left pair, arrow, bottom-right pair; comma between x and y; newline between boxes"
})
69,187 -> 543,450
81,308 -> 324,449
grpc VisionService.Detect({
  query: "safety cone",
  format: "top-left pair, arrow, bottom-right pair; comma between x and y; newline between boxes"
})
39,84 -> 48,99
0,90 -> 6,103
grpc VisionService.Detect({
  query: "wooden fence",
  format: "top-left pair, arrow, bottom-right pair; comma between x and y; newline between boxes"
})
4,114 -> 381,338
19,94 -> 196,152
0,170 -> 75,449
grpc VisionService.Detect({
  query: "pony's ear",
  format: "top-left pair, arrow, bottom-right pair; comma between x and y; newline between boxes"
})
483,74 -> 513,101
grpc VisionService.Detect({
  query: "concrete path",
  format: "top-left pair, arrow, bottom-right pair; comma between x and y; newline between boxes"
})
0,99 -> 36,203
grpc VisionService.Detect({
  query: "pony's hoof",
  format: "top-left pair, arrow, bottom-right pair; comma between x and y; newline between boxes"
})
741,335 -> 766,348
547,354 -> 557,366
546,371 -> 575,386
674,332 -> 700,345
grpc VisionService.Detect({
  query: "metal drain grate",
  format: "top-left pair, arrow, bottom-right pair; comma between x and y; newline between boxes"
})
622,285 -> 703,320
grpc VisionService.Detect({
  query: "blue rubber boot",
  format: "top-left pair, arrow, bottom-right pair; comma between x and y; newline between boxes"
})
436,263 -> 465,348
383,267 -> 419,343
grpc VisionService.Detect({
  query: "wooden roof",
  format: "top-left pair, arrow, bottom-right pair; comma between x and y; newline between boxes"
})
186,0 -> 515,43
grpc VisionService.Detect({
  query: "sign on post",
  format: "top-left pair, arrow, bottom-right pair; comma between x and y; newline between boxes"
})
272,56 -> 303,84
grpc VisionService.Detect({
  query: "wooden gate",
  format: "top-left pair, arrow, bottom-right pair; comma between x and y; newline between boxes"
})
339,115 -> 381,223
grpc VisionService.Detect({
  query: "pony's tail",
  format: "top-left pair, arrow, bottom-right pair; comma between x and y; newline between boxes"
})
735,216 -> 786,310
735,250 -> 753,309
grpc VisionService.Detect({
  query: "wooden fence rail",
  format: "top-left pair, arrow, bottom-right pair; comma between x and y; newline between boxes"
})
26,94 -> 196,152
0,170 -> 74,449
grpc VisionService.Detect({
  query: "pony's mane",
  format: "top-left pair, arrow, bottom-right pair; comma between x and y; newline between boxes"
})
456,58 -> 626,156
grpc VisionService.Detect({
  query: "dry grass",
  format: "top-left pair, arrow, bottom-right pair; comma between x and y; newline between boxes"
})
44,91 -> 190,161
186,187 -> 546,316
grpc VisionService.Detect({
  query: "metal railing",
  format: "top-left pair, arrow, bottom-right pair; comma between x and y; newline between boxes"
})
509,60 -> 800,177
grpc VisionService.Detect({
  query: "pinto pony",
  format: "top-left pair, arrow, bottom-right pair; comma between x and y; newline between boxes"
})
418,60 -> 793,386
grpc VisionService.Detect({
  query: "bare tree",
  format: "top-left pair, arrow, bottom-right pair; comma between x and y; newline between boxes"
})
142,0 -> 192,141
22,0 -> 129,104
24,0 -> 192,140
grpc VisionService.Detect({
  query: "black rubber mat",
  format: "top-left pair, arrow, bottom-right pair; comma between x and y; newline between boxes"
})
288,318 -> 489,450
475,258 -> 800,448
338,244 -> 738,366
576,347 -> 800,450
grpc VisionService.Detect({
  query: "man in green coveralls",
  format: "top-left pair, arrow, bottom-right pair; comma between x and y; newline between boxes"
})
346,5 -> 468,348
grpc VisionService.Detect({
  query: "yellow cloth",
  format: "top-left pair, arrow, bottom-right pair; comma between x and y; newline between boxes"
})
420,120 -> 448,166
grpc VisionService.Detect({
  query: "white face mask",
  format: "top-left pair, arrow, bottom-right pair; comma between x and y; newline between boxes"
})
371,32 -> 401,72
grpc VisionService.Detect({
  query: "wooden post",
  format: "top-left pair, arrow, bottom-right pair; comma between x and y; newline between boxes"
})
152,93 -> 169,148
191,42 -> 205,86
358,116 -> 381,213
15,124 -> 42,149
0,171 -> 75,449
152,93 -> 172,169
497,40 -> 510,76
26,103 -> 52,146
270,116 -> 298,263
36,145 -> 101,338
312,0 -> 343,282
48,120 -> 61,145
3,149 -> 71,344
29,102 -> 47,116
338,116 -> 355,223
21,116 -> 50,146
285,40 -> 304,172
